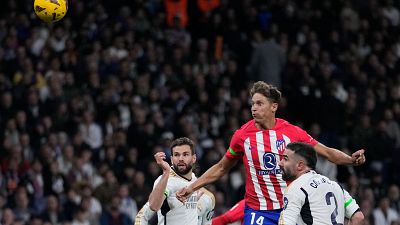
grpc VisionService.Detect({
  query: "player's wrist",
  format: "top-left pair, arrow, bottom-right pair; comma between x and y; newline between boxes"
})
162,168 -> 171,175
187,185 -> 195,194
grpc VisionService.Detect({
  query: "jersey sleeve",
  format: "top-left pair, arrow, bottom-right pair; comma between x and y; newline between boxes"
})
212,199 -> 245,225
225,130 -> 244,159
225,199 -> 245,222
294,125 -> 318,146
343,189 -> 360,219
279,188 -> 304,225
197,189 -> 215,225
135,202 -> 156,225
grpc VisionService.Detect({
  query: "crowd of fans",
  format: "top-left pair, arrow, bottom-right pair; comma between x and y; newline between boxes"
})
1,0 -> 400,224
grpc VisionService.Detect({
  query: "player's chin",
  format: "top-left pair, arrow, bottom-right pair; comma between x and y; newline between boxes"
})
177,165 -> 188,172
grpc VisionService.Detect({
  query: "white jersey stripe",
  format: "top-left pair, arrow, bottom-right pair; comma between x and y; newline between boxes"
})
282,134 -> 291,146
244,137 -> 267,210
255,131 -> 272,210
277,134 -> 292,189
265,131 -> 282,209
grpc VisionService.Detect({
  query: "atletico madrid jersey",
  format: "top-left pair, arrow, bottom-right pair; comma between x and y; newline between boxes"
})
225,118 -> 318,211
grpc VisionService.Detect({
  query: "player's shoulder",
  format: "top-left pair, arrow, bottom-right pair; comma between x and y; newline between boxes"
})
231,120 -> 257,139
199,188 -> 216,207
156,170 -> 196,187
275,118 -> 299,130
287,171 -> 316,193
237,120 -> 256,132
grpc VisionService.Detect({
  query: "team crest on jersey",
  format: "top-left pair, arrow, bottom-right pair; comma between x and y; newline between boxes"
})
283,197 -> 288,210
276,139 -> 286,154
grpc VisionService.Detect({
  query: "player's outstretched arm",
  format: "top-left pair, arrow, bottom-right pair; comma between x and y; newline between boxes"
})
313,143 -> 366,166
176,156 -> 238,202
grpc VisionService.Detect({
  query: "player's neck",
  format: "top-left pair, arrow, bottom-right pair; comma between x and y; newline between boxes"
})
172,167 -> 193,181
296,169 -> 312,179
256,117 -> 276,130
182,172 -> 193,180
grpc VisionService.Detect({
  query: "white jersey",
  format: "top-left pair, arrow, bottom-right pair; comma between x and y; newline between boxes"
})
135,202 -> 155,225
135,187 -> 215,225
155,169 -> 200,225
197,188 -> 215,225
279,171 -> 360,225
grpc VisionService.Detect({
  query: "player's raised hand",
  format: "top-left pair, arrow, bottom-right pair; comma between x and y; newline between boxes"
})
154,152 -> 171,173
351,149 -> 366,166
176,186 -> 194,203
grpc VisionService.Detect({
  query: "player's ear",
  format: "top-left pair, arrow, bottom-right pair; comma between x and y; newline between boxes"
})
297,160 -> 305,170
271,102 -> 278,112
192,154 -> 197,163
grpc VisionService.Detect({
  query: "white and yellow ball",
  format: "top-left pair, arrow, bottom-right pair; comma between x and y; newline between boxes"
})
34,0 -> 68,23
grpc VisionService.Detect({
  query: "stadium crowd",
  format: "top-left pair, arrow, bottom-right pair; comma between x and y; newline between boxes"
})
0,0 -> 400,224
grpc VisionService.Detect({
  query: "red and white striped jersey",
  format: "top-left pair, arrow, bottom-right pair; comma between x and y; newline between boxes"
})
225,118 -> 318,211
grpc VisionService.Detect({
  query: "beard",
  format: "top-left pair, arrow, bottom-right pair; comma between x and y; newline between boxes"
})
281,168 -> 296,181
173,163 -> 193,176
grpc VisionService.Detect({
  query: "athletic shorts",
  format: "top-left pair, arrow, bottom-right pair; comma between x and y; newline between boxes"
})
243,205 -> 282,225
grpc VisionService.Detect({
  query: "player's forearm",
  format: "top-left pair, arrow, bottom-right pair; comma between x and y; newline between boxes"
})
190,157 -> 235,192
326,147 -> 353,165
190,164 -> 224,191
148,172 -> 169,211
314,143 -> 353,165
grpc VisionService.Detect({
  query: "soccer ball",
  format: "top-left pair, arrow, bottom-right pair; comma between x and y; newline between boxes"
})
34,0 -> 68,23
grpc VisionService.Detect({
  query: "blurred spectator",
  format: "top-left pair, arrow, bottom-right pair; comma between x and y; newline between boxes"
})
130,171 -> 151,208
99,195 -> 133,225
0,208 -> 15,225
27,159 -> 45,213
93,170 -> 118,205
78,110 -> 103,150
57,144 -> 75,175
40,195 -> 66,225
118,184 -> 137,222
388,184 -> 400,213
79,196 -> 100,225
249,30 -> 286,88
12,186 -> 34,223
373,197 -> 399,225
71,208 -> 90,225
80,184 -> 102,217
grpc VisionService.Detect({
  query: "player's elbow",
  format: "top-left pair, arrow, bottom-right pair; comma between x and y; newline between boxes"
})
350,211 -> 365,225
148,202 -> 161,211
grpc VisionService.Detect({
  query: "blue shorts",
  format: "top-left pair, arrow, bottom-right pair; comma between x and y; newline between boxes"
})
243,205 -> 282,225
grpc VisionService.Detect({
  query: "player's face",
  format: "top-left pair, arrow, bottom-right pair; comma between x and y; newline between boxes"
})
279,149 -> 297,181
171,145 -> 196,176
251,93 -> 278,123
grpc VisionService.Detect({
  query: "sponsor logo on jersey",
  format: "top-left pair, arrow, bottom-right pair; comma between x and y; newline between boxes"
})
258,153 -> 282,175
185,195 -> 198,209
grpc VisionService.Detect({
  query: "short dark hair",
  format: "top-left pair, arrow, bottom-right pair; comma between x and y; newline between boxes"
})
286,142 -> 317,170
170,137 -> 195,155
250,81 -> 281,103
